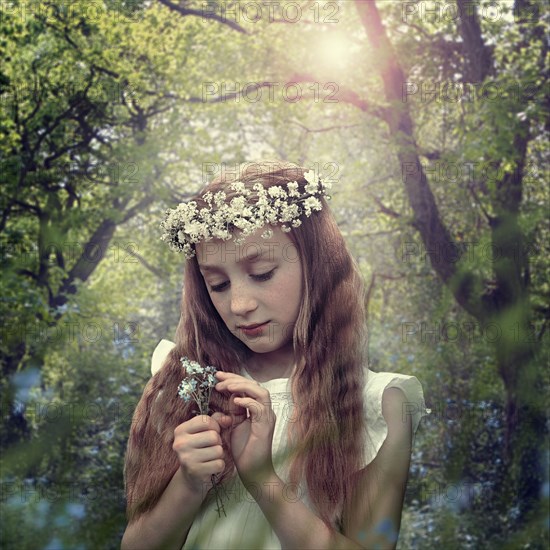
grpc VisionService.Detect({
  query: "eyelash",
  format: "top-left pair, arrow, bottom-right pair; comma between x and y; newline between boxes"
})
210,269 -> 276,293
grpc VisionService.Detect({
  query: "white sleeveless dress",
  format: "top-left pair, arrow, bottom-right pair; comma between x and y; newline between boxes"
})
150,339 -> 429,550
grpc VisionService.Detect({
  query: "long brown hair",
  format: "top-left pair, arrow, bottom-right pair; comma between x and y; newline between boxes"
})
123,160 -> 368,530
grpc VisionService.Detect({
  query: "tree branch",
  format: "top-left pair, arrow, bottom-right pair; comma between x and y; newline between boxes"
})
455,0 -> 494,82
288,71 -> 390,121
157,0 -> 248,34
49,218 -> 117,310
354,0 -> 490,319
289,120 -> 363,133
124,248 -> 166,279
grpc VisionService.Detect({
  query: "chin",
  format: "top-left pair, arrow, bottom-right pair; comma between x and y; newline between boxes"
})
241,339 -> 280,353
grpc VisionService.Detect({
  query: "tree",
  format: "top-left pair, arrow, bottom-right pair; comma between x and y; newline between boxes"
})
0,0 -> 199,443
344,0 -> 548,522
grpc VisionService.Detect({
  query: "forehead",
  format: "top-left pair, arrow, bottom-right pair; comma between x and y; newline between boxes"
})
196,226 -> 295,268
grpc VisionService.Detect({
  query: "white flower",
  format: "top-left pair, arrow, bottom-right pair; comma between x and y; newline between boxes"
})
303,169 -> 316,184
305,181 -> 318,194
232,217 -> 250,230
185,221 -> 206,238
213,191 -> 226,207
287,181 -> 300,197
304,196 -> 322,216
182,358 -> 204,375
161,169 -> 331,259
268,186 -> 286,198
230,181 -> 248,195
230,196 -> 247,211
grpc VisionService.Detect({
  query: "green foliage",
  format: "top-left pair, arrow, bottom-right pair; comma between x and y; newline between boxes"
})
1,1 -> 548,548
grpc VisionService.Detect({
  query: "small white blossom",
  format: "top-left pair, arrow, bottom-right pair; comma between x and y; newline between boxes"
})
185,221 -> 205,238
252,183 -> 264,193
305,181 -> 319,194
303,169 -> 316,184
177,357 -> 227,517
229,181 -> 249,195
213,191 -> 226,207
304,196 -> 322,216
268,186 -> 286,198
230,196 -> 247,211
161,169 -> 331,258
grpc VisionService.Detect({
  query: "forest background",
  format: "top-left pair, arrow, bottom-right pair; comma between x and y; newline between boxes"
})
0,1 -> 548,548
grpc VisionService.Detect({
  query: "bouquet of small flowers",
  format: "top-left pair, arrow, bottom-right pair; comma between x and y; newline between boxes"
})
177,357 -> 227,517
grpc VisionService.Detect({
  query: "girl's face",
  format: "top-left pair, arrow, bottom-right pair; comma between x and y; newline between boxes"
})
195,225 -> 303,354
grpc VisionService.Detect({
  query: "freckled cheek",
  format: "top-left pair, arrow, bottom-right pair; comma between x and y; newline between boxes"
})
210,296 -> 229,318
273,274 -> 301,306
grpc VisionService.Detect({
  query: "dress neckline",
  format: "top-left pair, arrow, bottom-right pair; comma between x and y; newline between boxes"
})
240,366 -> 294,384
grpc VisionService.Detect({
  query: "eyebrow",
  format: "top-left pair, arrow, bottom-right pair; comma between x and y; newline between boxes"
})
199,249 -> 272,272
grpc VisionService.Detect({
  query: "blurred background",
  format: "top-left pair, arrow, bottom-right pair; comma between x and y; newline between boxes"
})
0,1 -> 548,548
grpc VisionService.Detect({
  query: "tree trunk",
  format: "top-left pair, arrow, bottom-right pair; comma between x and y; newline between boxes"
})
354,0 -> 546,522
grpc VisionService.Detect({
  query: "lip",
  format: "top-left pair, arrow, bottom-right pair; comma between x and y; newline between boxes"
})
238,321 -> 270,337
238,321 -> 269,330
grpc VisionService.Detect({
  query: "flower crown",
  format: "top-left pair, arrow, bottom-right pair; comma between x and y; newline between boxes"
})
160,169 -> 332,259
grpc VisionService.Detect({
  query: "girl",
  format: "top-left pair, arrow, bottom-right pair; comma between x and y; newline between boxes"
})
122,161 -> 428,550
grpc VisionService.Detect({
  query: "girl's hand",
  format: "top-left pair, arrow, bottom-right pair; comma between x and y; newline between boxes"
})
215,371 -> 276,487
172,413 -> 232,493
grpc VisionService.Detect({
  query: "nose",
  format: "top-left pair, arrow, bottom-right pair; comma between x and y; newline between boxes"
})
229,281 -> 258,317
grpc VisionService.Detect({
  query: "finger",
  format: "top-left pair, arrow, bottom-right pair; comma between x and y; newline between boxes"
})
227,393 -> 250,423
214,371 -> 242,382
216,380 -> 266,399
188,445 -> 225,463
233,396 -> 264,422
173,432 -> 221,457
175,445 -> 225,467
215,371 -> 259,384
183,416 -> 221,435
202,458 -> 225,475
186,430 -> 222,448
212,412 -> 233,428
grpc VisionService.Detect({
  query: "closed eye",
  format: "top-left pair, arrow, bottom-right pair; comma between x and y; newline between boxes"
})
251,269 -> 276,282
209,269 -> 276,293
